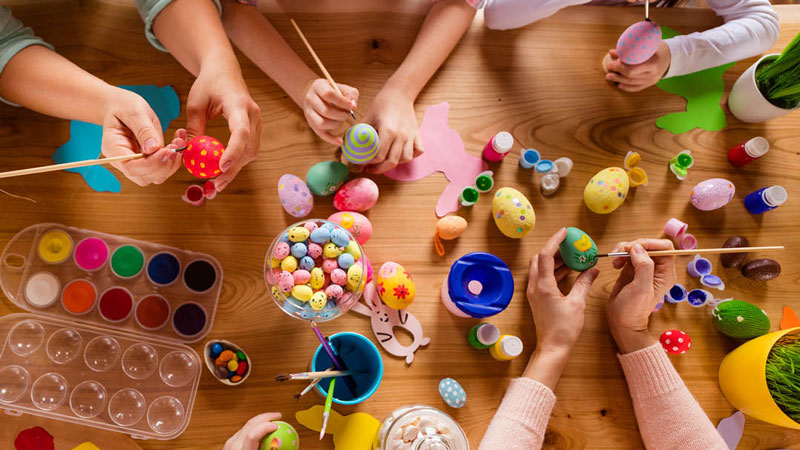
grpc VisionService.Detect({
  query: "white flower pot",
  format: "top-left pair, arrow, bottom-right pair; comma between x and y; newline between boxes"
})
728,53 -> 800,123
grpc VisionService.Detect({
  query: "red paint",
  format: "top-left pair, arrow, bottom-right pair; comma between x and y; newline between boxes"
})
186,185 -> 203,202
728,137 -> 769,167
727,143 -> 754,166
14,427 -> 54,450
99,287 -> 133,322
136,295 -> 170,329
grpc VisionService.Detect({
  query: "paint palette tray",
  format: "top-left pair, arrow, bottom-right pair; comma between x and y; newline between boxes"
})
0,223 -> 222,343
0,313 -> 201,440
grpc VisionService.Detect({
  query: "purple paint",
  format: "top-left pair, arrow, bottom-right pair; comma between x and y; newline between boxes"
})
74,237 -> 109,271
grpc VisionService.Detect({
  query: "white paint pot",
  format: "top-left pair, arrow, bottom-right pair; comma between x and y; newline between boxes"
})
729,54 -> 800,123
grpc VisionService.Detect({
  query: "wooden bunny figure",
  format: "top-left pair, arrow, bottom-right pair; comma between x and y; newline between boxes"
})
352,283 -> 430,364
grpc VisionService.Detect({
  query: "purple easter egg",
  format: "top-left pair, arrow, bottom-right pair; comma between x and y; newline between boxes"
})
278,174 -> 314,218
616,20 -> 662,65
690,178 -> 736,211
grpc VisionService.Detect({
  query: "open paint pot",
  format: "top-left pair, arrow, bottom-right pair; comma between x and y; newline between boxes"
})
310,332 -> 383,405
135,295 -> 171,331
172,303 -> 207,338
202,339 -> 252,386
61,279 -> 97,315
147,252 -> 182,287
74,237 -> 109,272
37,229 -> 73,264
24,272 -> 61,308
183,259 -> 218,293
98,287 -> 134,323
111,245 -> 145,279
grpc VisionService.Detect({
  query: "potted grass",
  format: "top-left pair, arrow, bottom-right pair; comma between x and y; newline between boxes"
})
729,32 -> 800,123
719,328 -> 800,429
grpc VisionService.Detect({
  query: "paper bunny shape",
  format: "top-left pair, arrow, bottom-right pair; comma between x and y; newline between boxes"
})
352,282 -> 430,364
296,405 -> 381,450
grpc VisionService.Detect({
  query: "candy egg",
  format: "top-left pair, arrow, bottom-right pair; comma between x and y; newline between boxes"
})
327,211 -> 373,245
182,135 -> 225,179
299,256 -> 315,271
616,20 -> 662,65
280,256 -> 298,273
323,242 -> 342,258
347,264 -> 364,290
310,292 -> 328,311
306,161 -> 349,196
322,259 -> 339,273
292,285 -> 313,302
330,228 -> 351,248
342,123 -> 379,164
307,243 -> 323,259
325,284 -> 343,300
310,267 -> 325,289
690,178 -> 735,211
375,262 -> 415,310
273,242 -> 290,260
438,378 -> 467,409
344,240 -> 361,259
303,221 -> 318,232
310,228 -> 330,244
331,268 -> 347,286
277,174 -> 314,218
584,167 -> 629,214
333,177 -> 380,212
559,227 -> 599,272
292,269 -> 311,285
276,271 -> 295,292
287,227 -> 310,242
338,253 -> 355,269
491,187 -> 535,239
290,243 -> 307,258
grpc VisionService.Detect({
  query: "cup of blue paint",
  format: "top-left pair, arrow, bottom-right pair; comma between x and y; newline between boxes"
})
519,149 -> 540,169
147,252 -> 181,287
310,332 -> 383,405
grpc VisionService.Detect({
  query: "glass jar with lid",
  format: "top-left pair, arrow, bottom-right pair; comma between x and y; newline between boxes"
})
375,405 -> 468,450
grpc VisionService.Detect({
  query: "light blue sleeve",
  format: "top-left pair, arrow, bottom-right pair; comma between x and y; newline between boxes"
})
134,0 -> 222,52
0,7 -> 54,75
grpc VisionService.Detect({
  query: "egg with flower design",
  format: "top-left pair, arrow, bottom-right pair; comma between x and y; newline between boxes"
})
375,261 -> 415,310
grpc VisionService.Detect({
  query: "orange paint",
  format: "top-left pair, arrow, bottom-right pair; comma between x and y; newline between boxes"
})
61,280 -> 96,314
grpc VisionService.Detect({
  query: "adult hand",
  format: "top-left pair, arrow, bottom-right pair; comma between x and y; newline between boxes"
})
223,412 -> 281,450
363,87 -> 423,174
303,78 -> 358,146
603,41 -> 671,92
186,62 -> 261,192
101,88 -> 185,186
607,239 -> 676,353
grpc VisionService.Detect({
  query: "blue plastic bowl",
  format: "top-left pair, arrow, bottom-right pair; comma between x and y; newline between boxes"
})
311,332 -> 383,405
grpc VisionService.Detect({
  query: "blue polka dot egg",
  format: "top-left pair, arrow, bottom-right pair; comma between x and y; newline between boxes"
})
616,20 -> 662,65
439,378 -> 467,408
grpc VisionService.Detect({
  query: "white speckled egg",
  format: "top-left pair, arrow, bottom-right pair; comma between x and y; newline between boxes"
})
327,211 -> 373,245
375,262 -> 415,310
333,177 -> 379,212
584,167 -> 629,214
277,174 -> 313,218
492,187 -> 535,239
438,378 -> 467,408
690,178 -> 735,211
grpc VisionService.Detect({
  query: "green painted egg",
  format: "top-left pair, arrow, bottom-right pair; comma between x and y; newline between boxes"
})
559,227 -> 598,271
306,161 -> 348,196
711,300 -> 770,340
259,421 -> 299,450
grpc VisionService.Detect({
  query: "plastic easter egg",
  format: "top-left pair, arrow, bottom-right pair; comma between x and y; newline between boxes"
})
711,300 -> 770,340
491,187 -> 535,239
559,227 -> 598,271
327,211 -> 373,245
182,135 -> 225,179
306,161 -> 348,196
277,174 -> 314,218
690,178 -> 735,211
438,378 -> 467,409
333,177 -> 379,212
616,20 -> 662,65
342,123 -> 379,164
375,262 -> 415,310
260,421 -> 299,450
584,167 -> 629,214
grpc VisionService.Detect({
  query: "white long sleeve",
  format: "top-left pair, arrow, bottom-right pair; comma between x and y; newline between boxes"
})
483,0 -> 588,30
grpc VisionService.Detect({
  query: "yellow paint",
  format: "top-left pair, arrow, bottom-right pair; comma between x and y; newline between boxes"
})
201,150 -> 207,156
573,234 -> 592,252
214,151 -> 220,157
38,229 -> 72,263
200,162 -> 206,169
340,213 -> 354,228
296,405 -> 380,450
70,443 -> 101,450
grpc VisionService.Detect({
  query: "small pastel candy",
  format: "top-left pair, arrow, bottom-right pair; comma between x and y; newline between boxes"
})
303,221 -> 319,232
323,242 -> 342,258
211,343 -> 223,358
320,222 -> 335,232
292,285 -> 313,302
310,267 -> 325,289
278,232 -> 290,243
276,271 -> 295,292
310,292 -> 328,311
280,256 -> 298,273
325,284 -> 343,300
322,259 -> 339,273
318,303 -> 337,320
299,256 -> 315,271
307,243 -> 323,259
273,242 -> 290,259
288,227 -> 310,242
331,268 -> 347,286
338,253 -> 355,269
344,240 -> 361,259
291,243 -> 307,258
438,378 -> 467,408
330,228 -> 350,247
347,264 -> 363,290
310,228 -> 330,244
292,269 -> 311,285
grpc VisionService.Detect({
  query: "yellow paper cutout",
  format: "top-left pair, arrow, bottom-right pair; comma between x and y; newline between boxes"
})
296,405 -> 380,450
70,443 -> 101,450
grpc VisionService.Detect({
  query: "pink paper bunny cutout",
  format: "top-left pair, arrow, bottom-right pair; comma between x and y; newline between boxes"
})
352,283 -> 430,364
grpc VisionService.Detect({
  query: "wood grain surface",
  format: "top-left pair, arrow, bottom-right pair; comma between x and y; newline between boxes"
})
0,2 -> 799,449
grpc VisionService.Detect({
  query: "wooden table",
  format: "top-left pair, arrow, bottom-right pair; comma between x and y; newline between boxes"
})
1,1 -> 800,449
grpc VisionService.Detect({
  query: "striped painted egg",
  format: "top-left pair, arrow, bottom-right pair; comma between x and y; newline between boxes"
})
342,123 -> 379,164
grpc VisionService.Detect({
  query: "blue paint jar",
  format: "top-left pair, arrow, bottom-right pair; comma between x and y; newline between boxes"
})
744,186 -> 787,214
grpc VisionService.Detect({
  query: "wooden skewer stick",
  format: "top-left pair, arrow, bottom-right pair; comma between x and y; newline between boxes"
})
275,369 -> 353,382
598,246 -> 784,258
290,18 -> 358,122
645,0 -> 649,20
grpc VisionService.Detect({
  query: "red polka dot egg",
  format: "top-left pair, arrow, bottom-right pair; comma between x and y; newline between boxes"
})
183,135 -> 225,179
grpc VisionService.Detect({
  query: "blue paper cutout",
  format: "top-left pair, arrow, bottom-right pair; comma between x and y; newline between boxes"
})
52,85 -> 180,192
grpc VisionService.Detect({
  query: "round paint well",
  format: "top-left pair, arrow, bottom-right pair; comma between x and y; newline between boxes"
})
135,295 -> 171,331
61,279 -> 97,315
38,229 -> 72,264
98,287 -> 134,323
111,245 -> 145,279
147,252 -> 181,287
74,237 -> 109,272
172,303 -> 207,337
24,272 -> 61,308
183,260 -> 217,293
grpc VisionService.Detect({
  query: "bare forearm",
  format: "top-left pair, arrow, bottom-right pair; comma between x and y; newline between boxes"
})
384,0 -> 475,100
522,348 -> 570,391
0,45 -> 114,124
222,2 -> 316,106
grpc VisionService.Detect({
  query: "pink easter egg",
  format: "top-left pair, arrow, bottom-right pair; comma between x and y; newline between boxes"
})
325,284 -> 344,300
322,259 -> 339,273
363,254 -> 374,283
616,20 -> 661,65
277,174 -> 314,218
327,211 -> 373,245
276,270 -> 295,292
690,178 -> 736,211
303,221 -> 319,232
308,243 -> 323,259
273,242 -> 290,260
331,268 -> 347,286
293,269 -> 311,285
333,177 -> 379,212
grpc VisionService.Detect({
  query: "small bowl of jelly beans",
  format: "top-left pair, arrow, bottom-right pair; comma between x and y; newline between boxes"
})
204,340 -> 250,386
264,219 -> 367,322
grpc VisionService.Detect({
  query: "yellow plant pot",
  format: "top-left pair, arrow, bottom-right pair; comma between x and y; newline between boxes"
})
719,327 -> 800,429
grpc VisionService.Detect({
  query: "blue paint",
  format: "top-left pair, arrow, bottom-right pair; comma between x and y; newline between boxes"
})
535,159 -> 554,173
311,332 -> 383,405
745,186 -> 788,214
664,284 -> 687,303
147,252 -> 181,286
53,85 -> 180,192
519,149 -> 540,169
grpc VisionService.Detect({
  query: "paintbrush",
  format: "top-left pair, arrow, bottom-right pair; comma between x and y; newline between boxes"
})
597,246 -> 784,258
310,321 -> 358,396
275,369 -> 354,382
295,377 -> 323,401
320,377 -> 336,440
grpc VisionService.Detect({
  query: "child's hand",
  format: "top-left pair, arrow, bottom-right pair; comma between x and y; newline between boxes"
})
603,41 -> 671,92
607,239 -> 676,353
303,79 -> 358,146
186,62 -> 262,192
363,88 -> 424,174
223,412 -> 281,450
101,89 -> 184,186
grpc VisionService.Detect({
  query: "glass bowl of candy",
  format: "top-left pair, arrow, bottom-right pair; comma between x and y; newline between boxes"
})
264,219 -> 367,322
375,405 -> 468,450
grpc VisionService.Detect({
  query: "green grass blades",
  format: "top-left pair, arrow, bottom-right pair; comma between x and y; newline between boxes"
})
766,333 -> 800,422
756,32 -> 800,107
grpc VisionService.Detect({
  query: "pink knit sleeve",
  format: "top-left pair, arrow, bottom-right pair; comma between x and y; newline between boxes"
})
618,343 -> 728,450
478,378 -> 556,450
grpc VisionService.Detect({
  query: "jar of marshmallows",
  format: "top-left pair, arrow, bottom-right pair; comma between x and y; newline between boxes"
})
375,405 -> 468,450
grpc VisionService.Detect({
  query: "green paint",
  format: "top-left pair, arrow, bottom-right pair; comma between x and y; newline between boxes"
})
559,227 -> 598,272
656,26 -> 735,134
111,245 -> 144,278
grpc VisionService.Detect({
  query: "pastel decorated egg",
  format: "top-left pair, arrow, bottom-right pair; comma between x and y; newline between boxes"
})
333,177 -> 379,212
277,174 -> 314,218
342,123 -> 379,164
303,221 -> 318,232
327,211 -> 373,245
182,135 -> 225,179
273,242 -> 290,260
280,256 -> 297,273
584,167 -> 629,214
711,300 -> 770,340
276,271 -> 294,292
292,285 -> 313,302
438,378 -> 467,409
306,161 -> 348,196
690,178 -> 735,211
436,216 -> 468,240
491,187 -> 535,239
310,267 -> 325,289
331,268 -> 347,285
310,291 -> 328,311
559,227 -> 599,271
322,259 -> 339,274
346,264 -> 364,290
325,284 -> 343,300
259,421 -> 299,450
375,262 -> 415,310
323,242 -> 342,258
292,269 -> 311,285
287,227 -> 310,243
307,243 -> 323,259
299,256 -> 315,271
616,20 -> 662,65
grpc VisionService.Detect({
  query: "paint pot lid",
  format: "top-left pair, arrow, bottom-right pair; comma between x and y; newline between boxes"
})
523,149 -> 541,164
554,157 -> 573,177
535,160 -> 554,173
497,335 -> 523,357
447,252 -> 514,318
476,323 -> 500,345
764,186 -> 788,207
745,137 -> 770,157
492,132 -> 514,153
